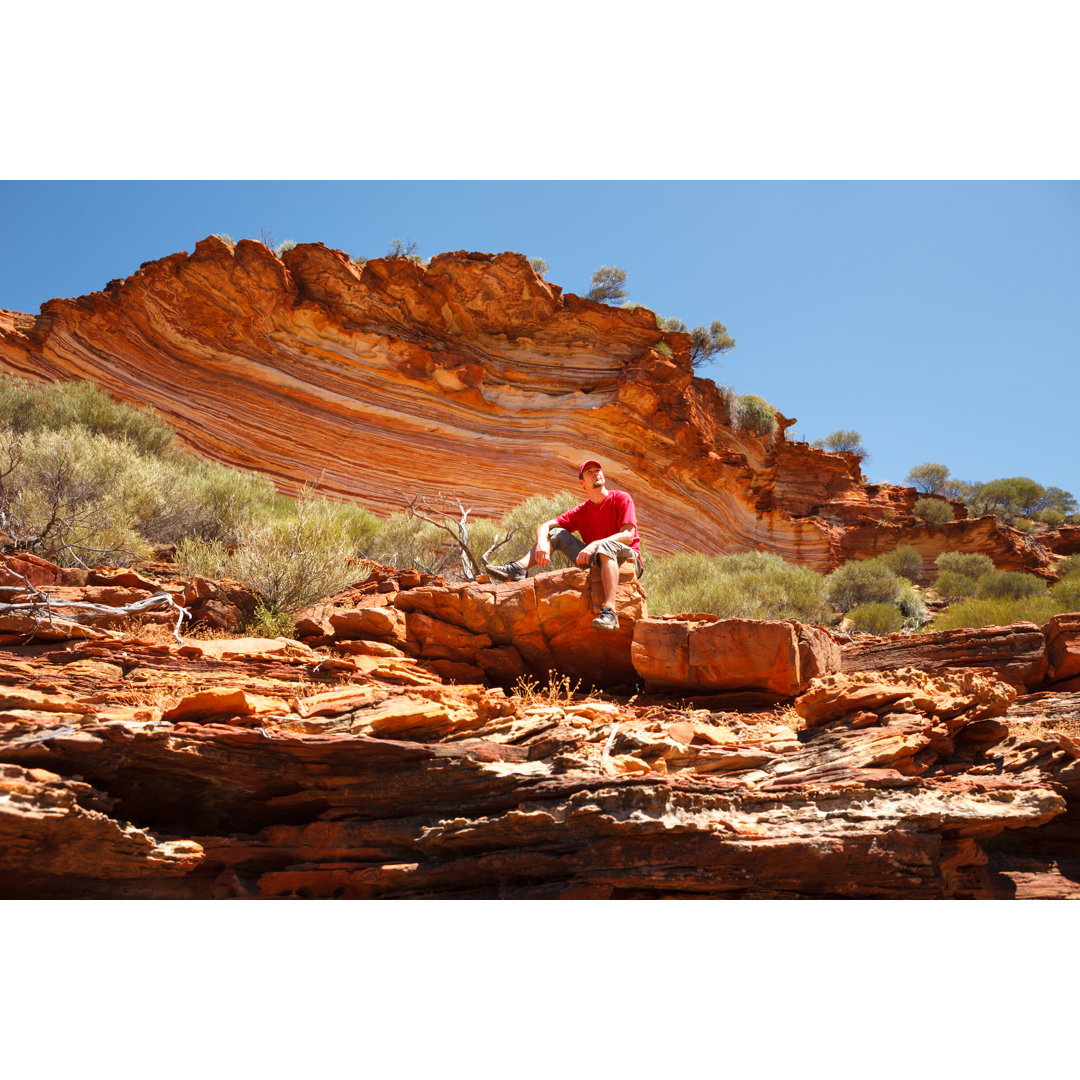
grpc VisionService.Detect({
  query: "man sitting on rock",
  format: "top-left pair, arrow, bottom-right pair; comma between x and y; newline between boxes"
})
494,458 -> 643,631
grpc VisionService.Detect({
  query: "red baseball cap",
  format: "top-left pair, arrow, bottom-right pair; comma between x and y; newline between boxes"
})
578,459 -> 602,478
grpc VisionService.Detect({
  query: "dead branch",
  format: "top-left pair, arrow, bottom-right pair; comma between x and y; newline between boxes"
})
405,492 -> 485,580
0,582 -> 192,646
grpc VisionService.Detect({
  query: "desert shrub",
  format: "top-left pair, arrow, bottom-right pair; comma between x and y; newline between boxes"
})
934,570 -> 979,597
173,537 -> 230,579
974,570 -> 1047,601
733,395 -> 777,439
913,497 -> 953,524
647,550 -> 830,623
935,551 -> 995,579
6,428 -> 155,565
825,559 -> 903,613
1053,554 -> 1080,580
1051,574 -> 1080,612
246,602 -> 296,638
184,496 -> 370,614
928,595 -> 1060,632
1033,507 -> 1066,528
654,342 -> 673,358
896,579 -> 927,622
880,545 -> 923,582
0,376 -> 176,457
846,602 -> 903,635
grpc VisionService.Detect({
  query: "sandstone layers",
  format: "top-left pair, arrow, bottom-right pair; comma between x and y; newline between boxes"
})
3,555 -> 1080,899
0,238 -> 1051,576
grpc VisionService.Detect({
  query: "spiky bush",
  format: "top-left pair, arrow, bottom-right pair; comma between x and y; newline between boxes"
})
974,570 -> 1048,601
880,544 -> 923,582
1051,574 -> 1080,612
934,570 -> 979,598
914,497 -> 953,524
935,551 -> 995,580
647,550 -> 831,623
1053,554 -> 1080,581
732,395 -> 778,439
928,595 -> 1060,632
846,602 -> 903,635
825,558 -> 904,613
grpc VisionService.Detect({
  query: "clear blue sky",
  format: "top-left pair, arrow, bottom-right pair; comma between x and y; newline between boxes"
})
2,180 -> 1076,497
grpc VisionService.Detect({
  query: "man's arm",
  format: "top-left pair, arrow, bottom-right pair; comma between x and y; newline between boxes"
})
533,517 -> 562,568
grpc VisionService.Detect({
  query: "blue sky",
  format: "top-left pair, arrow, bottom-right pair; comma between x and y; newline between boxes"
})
1,180 -> 1077,497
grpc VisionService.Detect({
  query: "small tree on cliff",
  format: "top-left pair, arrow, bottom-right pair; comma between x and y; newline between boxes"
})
587,266 -> 628,304
529,256 -> 548,278
657,317 -> 737,368
814,430 -> 868,461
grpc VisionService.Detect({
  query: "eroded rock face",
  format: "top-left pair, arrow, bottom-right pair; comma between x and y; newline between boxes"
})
631,615 -> 841,699
841,622 -> 1049,690
393,565 -> 646,688
3,560 -> 1080,899
0,238 -> 1049,576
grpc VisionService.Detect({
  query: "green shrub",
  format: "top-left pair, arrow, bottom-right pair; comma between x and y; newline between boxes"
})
896,579 -> 927,622
246,602 -> 296,638
934,570 -> 979,597
880,545 -> 923,582
825,559 -> 903,612
0,376 -> 176,457
647,550 -> 831,623
193,496 -> 370,613
733,395 -> 778,439
1050,574 -> 1080,613
928,595 -> 1060,632
654,342 -> 673,358
974,570 -> 1047,601
1053,554 -> 1080,580
935,551 -> 995,579
846,602 -> 903,635
913,497 -> 953,524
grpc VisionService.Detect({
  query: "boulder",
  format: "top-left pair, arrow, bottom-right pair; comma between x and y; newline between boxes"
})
632,616 -> 841,698
1043,613 -> 1080,688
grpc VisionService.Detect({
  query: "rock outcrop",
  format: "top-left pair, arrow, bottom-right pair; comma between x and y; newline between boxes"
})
3,556 -> 1080,899
0,238 -> 1052,575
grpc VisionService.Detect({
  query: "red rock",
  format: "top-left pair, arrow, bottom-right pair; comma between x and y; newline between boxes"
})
394,565 -> 645,687
841,623 -> 1048,689
4,241 -> 1043,576
1043,613 -> 1080,686
632,616 -> 840,697
329,606 -> 405,641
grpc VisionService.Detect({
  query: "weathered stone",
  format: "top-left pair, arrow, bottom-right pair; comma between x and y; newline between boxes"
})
841,622 -> 1048,689
632,616 -> 841,697
394,565 -> 645,687
330,606 -> 406,641
1043,613 -> 1080,687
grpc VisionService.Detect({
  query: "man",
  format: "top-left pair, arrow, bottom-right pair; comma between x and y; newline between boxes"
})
494,458 -> 642,631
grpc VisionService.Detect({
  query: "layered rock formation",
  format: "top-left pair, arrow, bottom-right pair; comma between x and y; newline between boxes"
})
3,555 -> 1080,899
0,238 -> 1052,575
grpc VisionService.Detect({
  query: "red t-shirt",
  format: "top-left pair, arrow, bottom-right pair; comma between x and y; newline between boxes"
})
556,490 -> 641,556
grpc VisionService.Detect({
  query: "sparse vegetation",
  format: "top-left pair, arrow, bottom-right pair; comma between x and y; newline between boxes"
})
879,545 -> 922,582
586,266 -> 628,304
933,570 -> 980,598
646,551 -> 831,623
974,569 -> 1048,602
528,256 -> 548,278
935,551 -> 994,580
813,430 -> 868,459
657,317 -> 736,367
928,595 -> 1060,632
913,497 -> 954,524
732,395 -> 778,439
825,558 -> 904,613
846,602 -> 903,635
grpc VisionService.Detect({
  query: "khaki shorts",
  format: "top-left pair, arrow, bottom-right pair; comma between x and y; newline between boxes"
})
550,527 -> 643,577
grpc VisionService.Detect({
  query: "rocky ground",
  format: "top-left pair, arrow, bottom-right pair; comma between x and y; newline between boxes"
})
3,553 -> 1078,899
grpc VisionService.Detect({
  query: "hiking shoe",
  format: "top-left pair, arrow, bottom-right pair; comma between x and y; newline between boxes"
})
493,561 -> 527,581
592,606 -> 620,631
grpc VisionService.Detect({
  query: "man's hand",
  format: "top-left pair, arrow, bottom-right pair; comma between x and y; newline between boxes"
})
535,539 -> 551,568
576,542 -> 597,567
